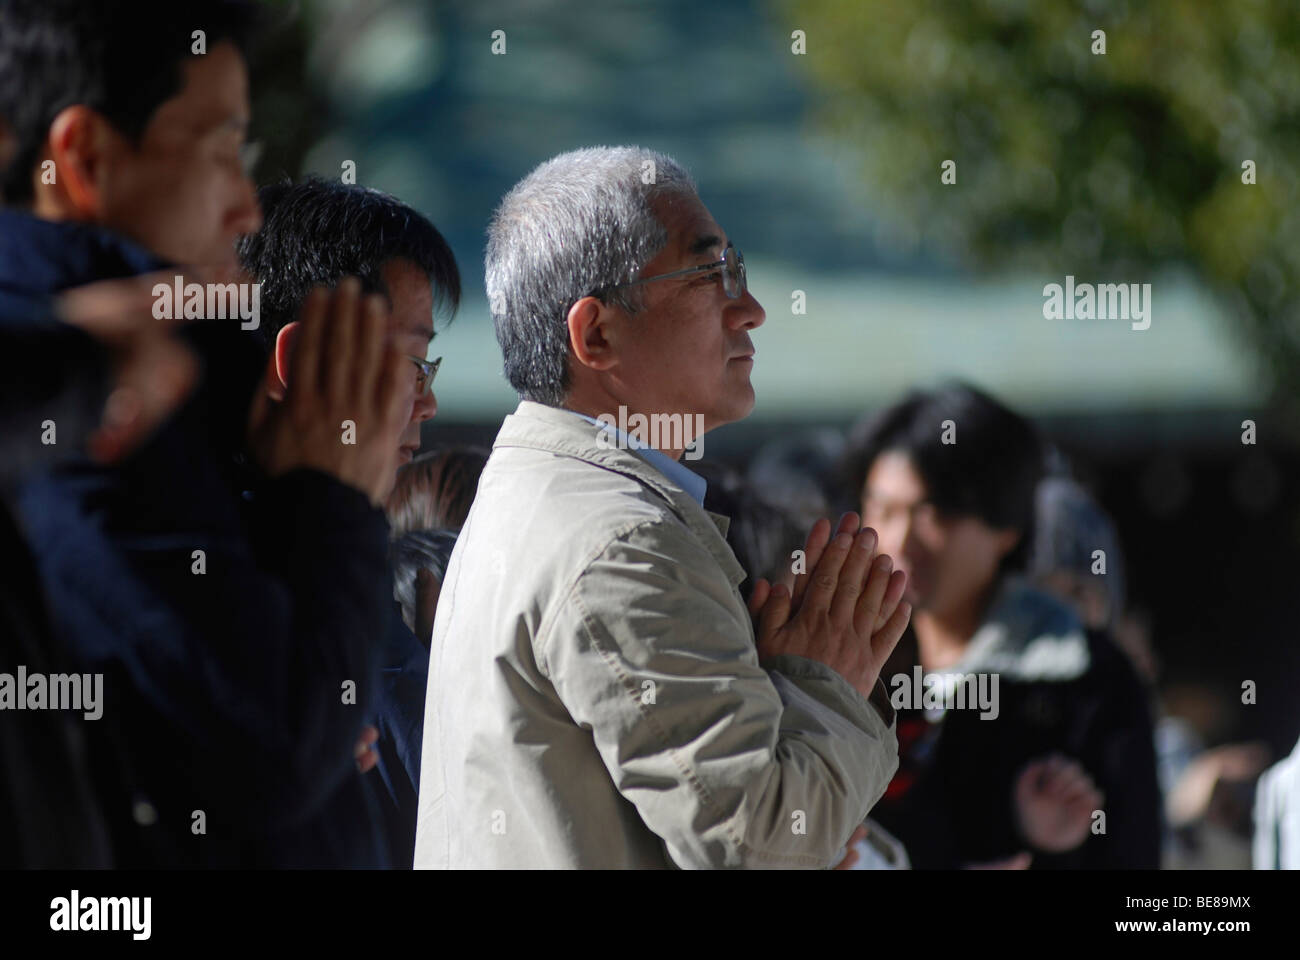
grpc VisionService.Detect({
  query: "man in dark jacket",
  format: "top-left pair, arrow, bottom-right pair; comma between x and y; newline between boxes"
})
237,176 -> 461,867
0,0 -> 411,866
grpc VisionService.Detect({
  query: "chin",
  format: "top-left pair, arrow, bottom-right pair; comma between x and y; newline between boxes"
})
718,383 -> 756,423
705,405 -> 752,433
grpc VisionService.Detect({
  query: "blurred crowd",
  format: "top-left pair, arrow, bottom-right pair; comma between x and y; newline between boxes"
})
697,398 -> 1289,869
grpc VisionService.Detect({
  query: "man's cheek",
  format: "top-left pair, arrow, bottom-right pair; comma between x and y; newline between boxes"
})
163,182 -> 214,261
400,419 -> 422,446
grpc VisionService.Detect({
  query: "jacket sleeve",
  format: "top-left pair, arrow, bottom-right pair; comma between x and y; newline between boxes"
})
539,518 -> 898,869
1074,645 -> 1163,868
0,316 -> 107,487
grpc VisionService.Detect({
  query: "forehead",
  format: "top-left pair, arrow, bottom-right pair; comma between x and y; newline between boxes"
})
147,42 -> 249,137
652,191 -> 725,262
865,450 -> 927,501
380,258 -> 435,342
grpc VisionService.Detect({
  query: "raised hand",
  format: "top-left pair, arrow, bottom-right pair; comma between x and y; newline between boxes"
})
54,270 -> 202,464
246,278 -> 412,506
1014,754 -> 1104,853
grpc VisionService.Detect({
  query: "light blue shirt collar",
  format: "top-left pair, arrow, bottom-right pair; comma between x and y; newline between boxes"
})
568,410 -> 707,506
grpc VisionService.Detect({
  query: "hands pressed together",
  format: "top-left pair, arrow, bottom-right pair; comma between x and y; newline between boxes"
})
747,512 -> 912,702
754,517 -> 1110,870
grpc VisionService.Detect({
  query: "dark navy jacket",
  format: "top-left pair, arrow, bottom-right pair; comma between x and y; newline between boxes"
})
371,607 -> 429,867
1,209 -> 393,867
1,316 -> 114,867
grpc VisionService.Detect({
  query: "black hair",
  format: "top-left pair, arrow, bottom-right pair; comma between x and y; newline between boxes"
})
236,176 -> 461,349
0,0 -> 260,205
842,382 -> 1047,573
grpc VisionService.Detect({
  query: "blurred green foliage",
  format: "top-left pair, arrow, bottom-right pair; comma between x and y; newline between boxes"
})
779,0 -> 1300,410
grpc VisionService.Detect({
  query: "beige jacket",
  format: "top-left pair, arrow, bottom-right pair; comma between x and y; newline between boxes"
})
414,401 -> 898,868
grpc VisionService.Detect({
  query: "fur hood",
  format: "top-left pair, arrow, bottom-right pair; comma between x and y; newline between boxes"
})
954,576 -> 1090,682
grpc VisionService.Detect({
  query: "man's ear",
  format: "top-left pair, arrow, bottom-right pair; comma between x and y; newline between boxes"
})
270,321 -> 300,400
566,296 -> 619,372
995,527 -> 1022,562
38,106 -> 114,219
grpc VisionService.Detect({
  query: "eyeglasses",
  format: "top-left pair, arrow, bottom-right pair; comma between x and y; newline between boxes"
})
409,355 -> 442,396
606,242 -> 747,300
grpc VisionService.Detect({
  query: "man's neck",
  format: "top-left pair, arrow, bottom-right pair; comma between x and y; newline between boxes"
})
562,395 -> 692,462
912,585 -> 997,672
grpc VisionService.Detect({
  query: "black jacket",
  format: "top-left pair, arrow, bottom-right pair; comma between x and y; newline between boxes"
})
1,209 -> 392,867
0,315 -> 115,867
871,578 -> 1162,869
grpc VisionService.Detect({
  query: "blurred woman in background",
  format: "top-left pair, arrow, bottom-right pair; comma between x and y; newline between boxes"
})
843,383 -> 1161,868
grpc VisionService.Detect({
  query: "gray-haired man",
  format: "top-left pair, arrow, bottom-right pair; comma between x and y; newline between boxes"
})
416,146 -> 911,868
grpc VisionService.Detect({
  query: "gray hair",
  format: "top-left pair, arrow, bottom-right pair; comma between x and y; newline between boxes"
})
485,145 -> 697,406
390,528 -> 459,633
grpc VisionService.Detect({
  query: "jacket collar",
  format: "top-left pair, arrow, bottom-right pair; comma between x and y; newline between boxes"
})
565,409 -> 707,507
954,576 -> 1091,681
494,401 -> 746,589
0,209 -> 166,304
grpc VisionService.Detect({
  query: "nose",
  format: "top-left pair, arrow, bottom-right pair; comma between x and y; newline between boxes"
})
229,173 -> 262,238
898,516 -> 934,573
876,513 -> 914,565
738,287 -> 764,329
414,388 -> 437,422
728,288 -> 765,331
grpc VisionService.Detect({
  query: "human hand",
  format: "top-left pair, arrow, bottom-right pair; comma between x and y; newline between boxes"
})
1015,754 -> 1103,853
832,824 -> 869,870
749,515 -> 911,700
246,279 -> 411,506
354,724 -> 380,774
54,270 -> 203,464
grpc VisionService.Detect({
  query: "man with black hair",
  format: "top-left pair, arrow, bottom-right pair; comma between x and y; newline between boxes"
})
239,177 -> 461,349
846,382 -> 1162,868
238,177 -> 459,474
0,0 -> 263,263
0,0 -> 411,866
237,176 -> 461,866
